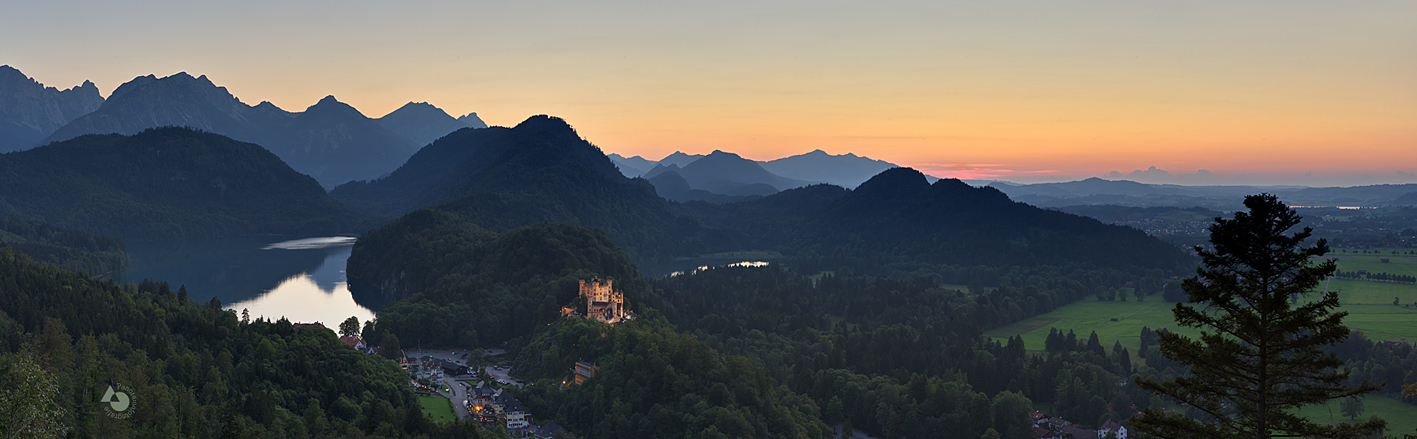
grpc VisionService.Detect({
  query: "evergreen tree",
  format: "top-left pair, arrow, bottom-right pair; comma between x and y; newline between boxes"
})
1134,194 -> 1384,439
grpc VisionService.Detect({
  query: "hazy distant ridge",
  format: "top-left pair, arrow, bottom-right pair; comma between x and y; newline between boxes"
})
24,68 -> 485,187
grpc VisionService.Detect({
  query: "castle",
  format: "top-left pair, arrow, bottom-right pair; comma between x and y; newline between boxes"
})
563,277 -> 629,324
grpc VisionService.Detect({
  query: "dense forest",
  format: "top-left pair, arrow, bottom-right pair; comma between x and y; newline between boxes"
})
0,244 -> 501,438
356,220 -> 651,347
0,216 -> 127,275
0,127 -> 369,240
510,316 -> 830,439
352,216 -> 1133,439
640,264 -> 1165,438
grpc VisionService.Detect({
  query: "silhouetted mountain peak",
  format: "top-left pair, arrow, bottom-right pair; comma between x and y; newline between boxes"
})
514,114 -> 572,131
642,163 -> 682,179
456,112 -> 488,128
702,150 -> 748,161
850,167 -> 929,189
929,177 -> 974,192
510,115 -> 585,145
854,167 -> 930,197
106,74 -> 159,101
382,101 -> 453,120
302,95 -> 367,118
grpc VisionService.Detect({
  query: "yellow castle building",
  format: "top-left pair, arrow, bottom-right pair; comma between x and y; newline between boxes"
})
562,277 -> 629,324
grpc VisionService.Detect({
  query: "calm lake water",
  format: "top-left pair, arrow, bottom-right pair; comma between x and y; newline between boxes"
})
118,235 -> 375,327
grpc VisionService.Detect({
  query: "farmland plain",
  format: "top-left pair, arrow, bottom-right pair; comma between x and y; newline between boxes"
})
985,247 -> 1417,430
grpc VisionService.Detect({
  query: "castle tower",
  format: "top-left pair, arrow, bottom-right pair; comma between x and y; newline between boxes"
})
577,277 -> 626,323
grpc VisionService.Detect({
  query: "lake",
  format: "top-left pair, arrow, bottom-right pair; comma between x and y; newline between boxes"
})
117,235 -> 375,327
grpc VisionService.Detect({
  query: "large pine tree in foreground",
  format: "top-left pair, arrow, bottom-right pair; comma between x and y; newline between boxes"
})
1134,194 -> 1384,439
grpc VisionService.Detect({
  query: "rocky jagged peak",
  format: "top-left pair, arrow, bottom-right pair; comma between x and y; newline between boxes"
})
106,74 -> 159,101
0,65 -> 29,83
456,112 -> 488,128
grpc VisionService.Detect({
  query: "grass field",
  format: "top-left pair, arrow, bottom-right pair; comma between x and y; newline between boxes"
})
984,250 -> 1417,428
1294,394 -> 1417,436
986,299 -> 1204,352
419,396 -> 456,422
1331,248 -> 1417,278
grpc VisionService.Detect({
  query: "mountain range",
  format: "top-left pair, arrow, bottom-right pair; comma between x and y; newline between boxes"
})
643,150 -> 809,198
335,114 -> 1190,291
375,101 -> 486,147
609,148 -> 901,203
1,66 -> 486,187
987,177 -> 1417,210
0,65 -> 103,152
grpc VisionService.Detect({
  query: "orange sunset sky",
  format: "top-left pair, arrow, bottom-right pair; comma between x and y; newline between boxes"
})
4,1 -> 1414,184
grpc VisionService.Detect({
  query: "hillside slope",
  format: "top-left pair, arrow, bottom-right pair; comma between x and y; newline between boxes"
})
0,127 -> 367,239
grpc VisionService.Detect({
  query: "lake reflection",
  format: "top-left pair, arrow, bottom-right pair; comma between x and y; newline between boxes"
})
119,235 -> 374,326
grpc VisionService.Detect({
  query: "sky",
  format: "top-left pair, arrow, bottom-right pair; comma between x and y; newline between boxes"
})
3,0 -> 1414,185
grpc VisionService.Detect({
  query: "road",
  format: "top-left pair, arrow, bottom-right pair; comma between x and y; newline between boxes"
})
484,365 -> 523,387
439,377 -> 471,420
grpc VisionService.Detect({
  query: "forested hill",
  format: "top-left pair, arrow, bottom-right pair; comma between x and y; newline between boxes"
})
331,115 -> 622,216
353,220 -> 651,346
0,127 -> 368,240
334,115 -> 738,270
0,216 -> 127,275
0,244 -> 489,438
684,167 -> 1192,273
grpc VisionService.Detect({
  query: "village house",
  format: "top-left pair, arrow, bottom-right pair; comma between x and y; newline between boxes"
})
1098,421 -> 1127,439
532,421 -> 569,439
571,360 -> 598,385
1061,424 -> 1098,439
1034,426 -> 1061,439
468,381 -> 534,435
339,335 -> 367,351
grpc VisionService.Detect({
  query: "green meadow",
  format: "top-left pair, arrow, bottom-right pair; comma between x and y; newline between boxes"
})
418,396 -> 457,422
985,249 -> 1417,429
1294,394 -> 1417,436
987,252 -> 1417,351
986,299 -> 1191,353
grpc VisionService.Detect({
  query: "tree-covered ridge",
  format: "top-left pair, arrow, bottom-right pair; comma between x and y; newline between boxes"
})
0,216 -> 127,275
356,220 -> 651,348
0,127 -> 369,240
334,115 -> 736,272
0,244 -> 497,438
684,168 -> 1192,274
